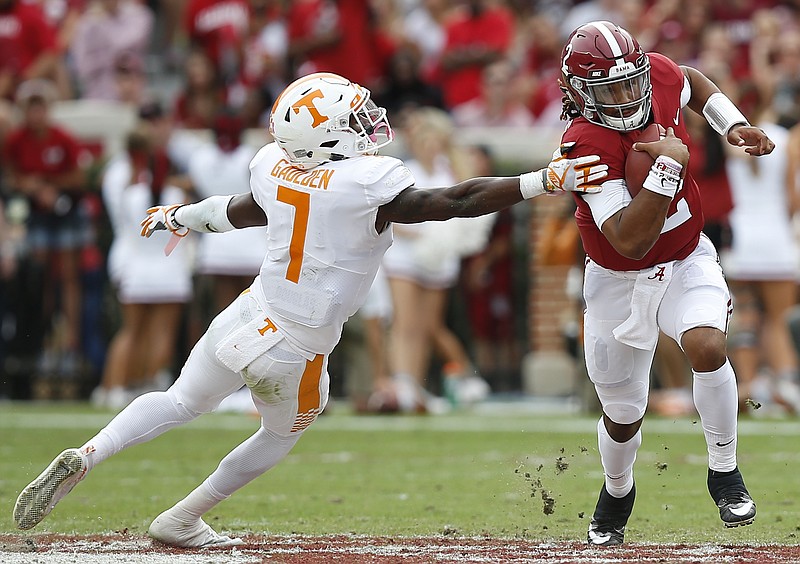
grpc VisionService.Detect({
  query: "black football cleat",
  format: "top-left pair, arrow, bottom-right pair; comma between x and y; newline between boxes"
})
587,483 -> 635,546
708,467 -> 756,528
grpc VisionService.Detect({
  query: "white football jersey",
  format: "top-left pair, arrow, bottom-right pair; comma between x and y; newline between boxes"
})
249,143 -> 414,356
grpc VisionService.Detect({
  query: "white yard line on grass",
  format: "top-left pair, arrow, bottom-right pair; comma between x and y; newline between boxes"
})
1,536 -> 795,564
2,408 -> 800,436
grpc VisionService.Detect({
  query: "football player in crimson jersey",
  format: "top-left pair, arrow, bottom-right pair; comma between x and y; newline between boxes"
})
13,72 -> 607,547
558,21 -> 775,546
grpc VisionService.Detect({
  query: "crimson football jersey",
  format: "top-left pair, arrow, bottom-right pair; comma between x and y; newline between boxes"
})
565,53 -> 704,271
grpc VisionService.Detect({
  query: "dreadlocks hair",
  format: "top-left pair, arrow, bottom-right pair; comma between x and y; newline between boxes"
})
560,93 -> 581,122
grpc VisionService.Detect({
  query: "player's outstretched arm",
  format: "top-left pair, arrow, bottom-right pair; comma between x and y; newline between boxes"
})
682,65 -> 775,156
140,193 -> 267,238
227,193 -> 268,228
377,150 -> 607,225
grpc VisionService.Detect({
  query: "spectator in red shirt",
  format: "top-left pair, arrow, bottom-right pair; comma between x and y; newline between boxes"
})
0,0 -> 59,100
238,0 -> 288,127
2,79 -> 86,376
436,0 -> 513,110
518,13 -> 565,127
287,0 -> 393,89
184,0 -> 250,84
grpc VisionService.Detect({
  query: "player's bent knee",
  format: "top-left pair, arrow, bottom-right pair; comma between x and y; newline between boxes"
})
594,379 -> 648,424
162,386 -> 205,420
259,413 -> 317,439
601,401 -> 646,425
602,413 -> 643,442
258,424 -> 298,444
681,327 -> 727,372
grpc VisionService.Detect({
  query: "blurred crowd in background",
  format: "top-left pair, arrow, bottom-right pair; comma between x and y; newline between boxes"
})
3,0 -> 800,417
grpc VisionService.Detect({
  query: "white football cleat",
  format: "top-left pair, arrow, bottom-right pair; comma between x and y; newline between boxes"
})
149,508 -> 244,548
14,448 -> 88,530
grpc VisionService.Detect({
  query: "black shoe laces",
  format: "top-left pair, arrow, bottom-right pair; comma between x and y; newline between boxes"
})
716,485 -> 751,507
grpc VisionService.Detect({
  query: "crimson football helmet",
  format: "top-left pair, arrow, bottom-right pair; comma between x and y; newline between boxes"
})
560,21 -> 651,131
269,72 -> 393,170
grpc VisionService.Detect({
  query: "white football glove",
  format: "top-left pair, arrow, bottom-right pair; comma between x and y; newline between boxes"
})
140,204 -> 189,238
545,142 -> 607,193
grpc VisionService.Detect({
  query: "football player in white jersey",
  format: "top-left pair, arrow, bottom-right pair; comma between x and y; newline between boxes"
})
14,72 -> 611,548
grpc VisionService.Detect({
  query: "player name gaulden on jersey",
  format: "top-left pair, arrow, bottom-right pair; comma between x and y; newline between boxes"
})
270,159 -> 335,190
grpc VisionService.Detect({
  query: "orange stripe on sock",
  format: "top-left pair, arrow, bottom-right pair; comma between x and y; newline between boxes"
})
291,354 -> 324,433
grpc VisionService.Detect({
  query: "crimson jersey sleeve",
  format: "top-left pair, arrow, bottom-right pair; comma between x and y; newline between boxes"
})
561,119 -> 629,182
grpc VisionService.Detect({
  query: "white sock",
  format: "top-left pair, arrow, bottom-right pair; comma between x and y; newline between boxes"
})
203,427 -> 299,501
164,427 -> 298,523
598,417 -> 641,498
80,390 -> 198,471
169,482 -> 228,523
693,359 -> 738,471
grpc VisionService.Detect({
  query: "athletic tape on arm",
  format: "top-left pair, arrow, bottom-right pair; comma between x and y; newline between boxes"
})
173,195 -> 236,233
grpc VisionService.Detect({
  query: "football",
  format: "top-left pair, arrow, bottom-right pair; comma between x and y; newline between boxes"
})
624,123 -> 666,197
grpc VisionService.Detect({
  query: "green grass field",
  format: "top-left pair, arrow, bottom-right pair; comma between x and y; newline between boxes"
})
2,402 -> 799,545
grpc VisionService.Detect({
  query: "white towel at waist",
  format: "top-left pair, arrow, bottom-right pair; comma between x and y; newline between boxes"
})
612,262 -> 673,350
216,315 -> 285,373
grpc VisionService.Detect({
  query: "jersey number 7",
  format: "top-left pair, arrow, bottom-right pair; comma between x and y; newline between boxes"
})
277,185 -> 310,283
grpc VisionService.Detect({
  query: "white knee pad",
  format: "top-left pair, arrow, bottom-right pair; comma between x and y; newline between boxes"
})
585,315 -> 653,424
595,381 -> 649,424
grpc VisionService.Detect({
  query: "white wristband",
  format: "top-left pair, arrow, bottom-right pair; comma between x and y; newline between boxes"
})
702,92 -> 749,136
174,194 -> 236,233
642,156 -> 682,198
519,169 -> 547,199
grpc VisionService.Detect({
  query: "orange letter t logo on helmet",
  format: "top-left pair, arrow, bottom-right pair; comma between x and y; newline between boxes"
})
292,89 -> 328,128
